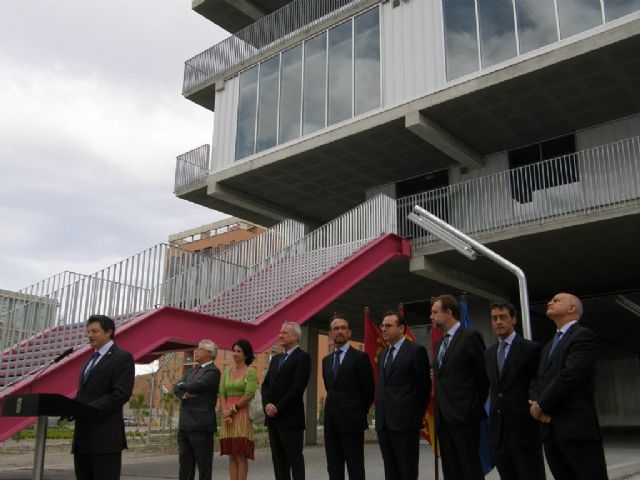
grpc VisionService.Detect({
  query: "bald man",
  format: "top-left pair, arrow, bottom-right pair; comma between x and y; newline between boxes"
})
530,293 -> 608,480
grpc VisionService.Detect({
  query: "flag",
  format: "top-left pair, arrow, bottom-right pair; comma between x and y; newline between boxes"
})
459,295 -> 494,475
427,307 -> 444,455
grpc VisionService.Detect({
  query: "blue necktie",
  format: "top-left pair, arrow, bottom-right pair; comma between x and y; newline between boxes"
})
277,353 -> 289,372
384,346 -> 395,378
437,334 -> 450,368
547,331 -> 564,362
333,349 -> 343,378
83,351 -> 101,382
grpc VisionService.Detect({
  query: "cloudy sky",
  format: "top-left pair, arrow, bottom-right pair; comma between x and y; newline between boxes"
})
0,0 -> 230,291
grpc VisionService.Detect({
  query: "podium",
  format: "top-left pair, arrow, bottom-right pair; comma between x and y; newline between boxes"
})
2,393 -> 98,480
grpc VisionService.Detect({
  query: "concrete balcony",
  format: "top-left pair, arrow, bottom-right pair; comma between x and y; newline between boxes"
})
192,0 -> 291,33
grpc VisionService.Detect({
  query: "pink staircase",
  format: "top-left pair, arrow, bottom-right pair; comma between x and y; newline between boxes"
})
0,233 -> 410,441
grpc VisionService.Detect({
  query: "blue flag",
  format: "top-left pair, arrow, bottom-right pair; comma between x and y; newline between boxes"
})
459,296 -> 494,476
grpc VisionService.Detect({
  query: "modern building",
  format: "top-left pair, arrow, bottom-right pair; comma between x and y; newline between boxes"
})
175,0 -> 640,428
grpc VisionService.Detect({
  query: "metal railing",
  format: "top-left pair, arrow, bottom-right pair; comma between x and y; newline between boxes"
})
200,194 -> 397,322
398,136 -> 640,250
174,145 -> 210,192
0,219 -> 306,388
182,0 -> 368,95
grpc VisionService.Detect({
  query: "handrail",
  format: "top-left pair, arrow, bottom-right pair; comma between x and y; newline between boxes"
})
174,144 -> 210,192
182,0 -> 368,95
200,194 -> 397,322
398,136 -> 640,250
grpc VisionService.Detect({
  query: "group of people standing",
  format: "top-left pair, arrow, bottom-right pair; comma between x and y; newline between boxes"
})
70,290 -> 608,480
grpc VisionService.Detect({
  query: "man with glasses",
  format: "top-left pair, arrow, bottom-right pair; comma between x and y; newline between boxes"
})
174,339 -> 221,480
375,311 -> 430,480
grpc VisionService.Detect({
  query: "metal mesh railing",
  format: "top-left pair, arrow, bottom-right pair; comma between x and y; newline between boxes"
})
0,218 -> 305,389
199,194 -> 397,321
182,0 -> 368,95
398,136 -> 640,250
174,145 -> 210,192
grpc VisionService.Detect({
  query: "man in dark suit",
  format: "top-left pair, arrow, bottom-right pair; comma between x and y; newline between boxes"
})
485,302 -> 544,480
262,321 -> 312,480
72,314 -> 135,480
432,294 -> 489,480
530,292 -> 608,480
375,311 -> 430,480
174,339 -> 221,480
322,315 -> 374,480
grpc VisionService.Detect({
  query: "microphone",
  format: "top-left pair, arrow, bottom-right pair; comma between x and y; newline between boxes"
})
54,348 -> 75,363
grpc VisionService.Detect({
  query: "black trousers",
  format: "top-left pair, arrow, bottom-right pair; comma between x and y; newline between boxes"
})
437,418 -> 484,480
324,428 -> 365,480
544,430 -> 608,480
268,425 -> 305,480
376,428 -> 420,480
177,429 -> 213,480
492,426 -> 545,480
74,452 -> 122,480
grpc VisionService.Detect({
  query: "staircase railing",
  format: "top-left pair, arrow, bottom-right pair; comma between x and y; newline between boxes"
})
0,219 -> 306,366
200,194 -> 397,322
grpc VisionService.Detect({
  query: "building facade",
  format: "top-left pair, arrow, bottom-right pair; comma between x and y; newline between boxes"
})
175,0 -> 640,427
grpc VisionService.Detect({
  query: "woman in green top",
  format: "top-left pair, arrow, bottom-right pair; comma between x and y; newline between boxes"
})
219,339 -> 257,480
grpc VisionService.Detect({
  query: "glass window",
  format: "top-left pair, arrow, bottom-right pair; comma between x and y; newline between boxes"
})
556,0 -> 603,39
278,45 -> 303,144
235,66 -> 258,160
478,0 -> 517,67
443,0 -> 480,80
328,21 -> 353,126
256,55 -> 280,153
515,0 -> 559,53
303,32 -> 327,135
354,8 -> 381,115
604,0 -> 640,21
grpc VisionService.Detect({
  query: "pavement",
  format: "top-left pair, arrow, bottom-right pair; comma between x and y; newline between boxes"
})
1,429 -> 638,479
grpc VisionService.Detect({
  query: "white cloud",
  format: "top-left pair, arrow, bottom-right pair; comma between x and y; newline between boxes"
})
0,0 -> 231,291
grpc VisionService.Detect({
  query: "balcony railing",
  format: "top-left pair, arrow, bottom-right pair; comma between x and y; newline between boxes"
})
182,0 -> 367,96
398,136 -> 640,250
174,145 -> 210,192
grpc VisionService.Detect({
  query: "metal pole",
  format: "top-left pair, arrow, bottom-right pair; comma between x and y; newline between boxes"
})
409,206 -> 532,340
32,415 -> 48,480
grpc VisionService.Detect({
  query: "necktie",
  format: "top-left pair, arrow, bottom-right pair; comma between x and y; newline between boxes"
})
497,341 -> 507,376
83,351 -> 101,381
437,334 -> 450,368
277,353 -> 289,372
547,331 -> 564,361
333,349 -> 343,378
384,346 -> 395,378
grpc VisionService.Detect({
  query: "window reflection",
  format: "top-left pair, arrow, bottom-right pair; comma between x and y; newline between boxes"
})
355,8 -> 381,115
514,0 -> 558,53
328,21 -> 353,126
478,0 -> 517,67
235,66 -> 258,160
279,45 -> 303,144
604,0 -> 640,21
303,32 -> 328,135
557,0 -> 603,39
444,0 -> 479,80
256,55 -> 280,153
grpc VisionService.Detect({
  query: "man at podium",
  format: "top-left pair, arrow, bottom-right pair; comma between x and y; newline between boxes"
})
72,314 -> 135,480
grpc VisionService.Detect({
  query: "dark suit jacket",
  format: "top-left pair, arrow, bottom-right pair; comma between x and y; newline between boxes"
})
72,344 -> 135,454
375,339 -> 431,432
485,335 -> 541,447
173,363 -> 221,433
531,323 -> 601,440
322,345 -> 374,432
435,327 -> 489,427
261,347 -> 311,429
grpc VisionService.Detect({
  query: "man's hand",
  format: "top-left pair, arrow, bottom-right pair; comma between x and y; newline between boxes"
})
265,403 -> 278,418
182,392 -> 198,399
529,400 -> 551,423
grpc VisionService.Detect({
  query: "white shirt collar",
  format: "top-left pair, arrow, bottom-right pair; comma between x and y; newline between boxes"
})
558,320 -> 578,335
446,321 -> 461,338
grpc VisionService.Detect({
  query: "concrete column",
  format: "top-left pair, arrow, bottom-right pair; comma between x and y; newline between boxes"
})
300,323 -> 319,445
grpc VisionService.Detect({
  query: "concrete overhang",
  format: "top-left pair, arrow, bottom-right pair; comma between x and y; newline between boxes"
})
192,0 -> 291,33
179,16 -> 640,225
